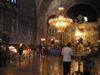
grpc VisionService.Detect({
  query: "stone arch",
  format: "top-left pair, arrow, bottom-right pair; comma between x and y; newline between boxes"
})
65,3 -> 99,22
46,15 -> 56,28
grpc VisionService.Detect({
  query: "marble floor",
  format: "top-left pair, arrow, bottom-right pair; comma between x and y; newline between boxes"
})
0,54 -> 100,75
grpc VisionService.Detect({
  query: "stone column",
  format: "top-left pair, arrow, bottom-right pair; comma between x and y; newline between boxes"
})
61,32 -> 64,48
97,18 -> 100,56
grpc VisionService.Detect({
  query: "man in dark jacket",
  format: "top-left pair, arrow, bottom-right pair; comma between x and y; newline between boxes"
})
18,44 -> 23,62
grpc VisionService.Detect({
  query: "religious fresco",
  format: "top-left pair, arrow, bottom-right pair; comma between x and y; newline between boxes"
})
64,36 -> 69,43
9,35 -> 29,44
47,22 -> 98,46
38,16 -> 45,24
11,18 -> 16,32
5,12 -> 10,31
0,12 -> 4,30
46,0 -> 75,16
20,19 -> 24,33
93,26 -> 98,31
65,29 -> 68,32
28,23 -> 31,35
86,35 -> 91,42
65,26 -> 71,32
71,27 -> 75,32
47,0 -> 60,15
67,27 -> 72,32
93,35 -> 98,44
0,0 -> 36,45
17,36 -> 22,43
10,35 -> 15,42
86,27 -> 91,31
16,17 -> 19,33
78,28 -> 84,32
23,37 -> 28,43
71,36 -> 75,43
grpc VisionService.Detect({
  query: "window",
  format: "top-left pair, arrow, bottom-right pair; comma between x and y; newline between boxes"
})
11,0 -> 13,3
84,16 -> 88,22
11,0 -> 16,3
14,0 -> 16,3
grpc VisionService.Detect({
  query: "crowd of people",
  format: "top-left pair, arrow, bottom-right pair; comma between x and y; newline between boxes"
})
0,43 -> 26,67
0,42 -> 99,75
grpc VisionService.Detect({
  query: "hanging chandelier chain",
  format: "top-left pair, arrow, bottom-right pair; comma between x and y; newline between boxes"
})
61,0 -> 62,7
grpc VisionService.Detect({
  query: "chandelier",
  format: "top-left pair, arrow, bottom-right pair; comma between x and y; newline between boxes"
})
49,5 -> 73,32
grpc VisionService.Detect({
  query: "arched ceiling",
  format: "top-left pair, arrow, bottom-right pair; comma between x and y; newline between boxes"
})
36,0 -> 100,42
47,0 -> 60,15
37,0 -> 99,29
66,4 -> 98,22
38,0 -> 100,18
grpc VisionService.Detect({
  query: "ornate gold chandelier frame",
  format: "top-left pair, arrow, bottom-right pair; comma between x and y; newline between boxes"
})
49,3 -> 73,32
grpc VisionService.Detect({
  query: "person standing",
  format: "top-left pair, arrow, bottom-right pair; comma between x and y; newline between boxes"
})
61,42 -> 73,75
39,43 -> 42,51
0,43 -> 3,67
18,44 -> 23,62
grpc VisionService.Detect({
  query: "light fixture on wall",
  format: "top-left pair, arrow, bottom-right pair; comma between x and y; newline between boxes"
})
41,38 -> 45,41
49,0 -> 73,32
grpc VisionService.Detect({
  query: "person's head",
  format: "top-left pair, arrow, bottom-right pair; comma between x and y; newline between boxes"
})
19,44 -> 23,47
0,43 -> 2,47
67,42 -> 71,47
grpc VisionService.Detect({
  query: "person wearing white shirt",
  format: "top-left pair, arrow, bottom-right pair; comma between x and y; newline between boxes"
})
61,42 -> 73,75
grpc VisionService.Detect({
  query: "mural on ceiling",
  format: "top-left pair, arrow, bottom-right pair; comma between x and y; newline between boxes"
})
46,0 -> 75,16
64,0 -> 75,7
47,0 -> 60,16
